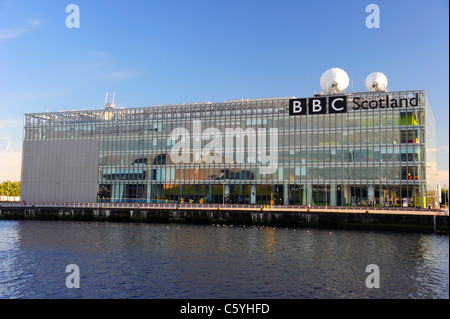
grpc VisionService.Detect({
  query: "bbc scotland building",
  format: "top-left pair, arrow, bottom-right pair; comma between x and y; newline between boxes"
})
20,70 -> 437,208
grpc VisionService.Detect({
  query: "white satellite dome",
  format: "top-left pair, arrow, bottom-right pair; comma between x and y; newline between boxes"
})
365,72 -> 388,91
320,68 -> 350,94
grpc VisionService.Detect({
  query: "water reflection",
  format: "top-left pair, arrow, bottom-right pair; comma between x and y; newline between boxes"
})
261,227 -> 276,254
0,221 -> 23,298
0,220 -> 447,299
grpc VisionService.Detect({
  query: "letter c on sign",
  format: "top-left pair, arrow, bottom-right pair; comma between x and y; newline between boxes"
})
329,96 -> 347,113
331,98 -> 344,111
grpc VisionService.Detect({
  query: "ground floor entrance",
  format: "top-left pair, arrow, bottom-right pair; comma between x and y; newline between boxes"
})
98,182 -> 426,208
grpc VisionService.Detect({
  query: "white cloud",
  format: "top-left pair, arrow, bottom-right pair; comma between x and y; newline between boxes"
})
86,50 -> 111,59
72,51 -> 113,73
0,0 -> 14,14
438,146 -> 449,154
0,20 -> 44,41
104,70 -> 137,80
0,119 -> 21,129
0,151 -> 22,182
70,51 -> 137,82
0,119 -> 23,153
435,170 -> 450,188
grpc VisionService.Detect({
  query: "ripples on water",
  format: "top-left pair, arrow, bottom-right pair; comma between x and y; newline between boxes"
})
0,220 -> 448,299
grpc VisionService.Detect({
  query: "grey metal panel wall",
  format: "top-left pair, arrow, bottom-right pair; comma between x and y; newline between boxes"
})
21,139 -> 99,203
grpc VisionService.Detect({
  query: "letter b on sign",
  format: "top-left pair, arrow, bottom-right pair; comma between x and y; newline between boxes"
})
309,97 -> 326,114
289,99 -> 307,116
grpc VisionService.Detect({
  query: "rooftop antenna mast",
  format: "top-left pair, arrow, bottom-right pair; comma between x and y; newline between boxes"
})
104,92 -> 116,110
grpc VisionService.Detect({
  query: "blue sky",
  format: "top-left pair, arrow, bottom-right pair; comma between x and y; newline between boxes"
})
0,0 -> 448,186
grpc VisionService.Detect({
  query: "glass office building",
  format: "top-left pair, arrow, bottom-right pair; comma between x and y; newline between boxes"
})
21,89 -> 436,208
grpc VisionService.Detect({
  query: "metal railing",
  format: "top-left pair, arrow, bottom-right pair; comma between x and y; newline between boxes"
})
0,201 -> 442,213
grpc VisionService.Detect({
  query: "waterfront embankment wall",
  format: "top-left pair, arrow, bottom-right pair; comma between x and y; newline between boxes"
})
1,204 -> 448,233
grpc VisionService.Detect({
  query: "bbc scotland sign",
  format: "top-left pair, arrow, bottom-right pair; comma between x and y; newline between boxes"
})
289,93 -> 419,116
289,96 -> 347,116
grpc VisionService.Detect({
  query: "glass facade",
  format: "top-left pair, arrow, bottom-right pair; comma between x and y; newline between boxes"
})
22,90 -> 436,207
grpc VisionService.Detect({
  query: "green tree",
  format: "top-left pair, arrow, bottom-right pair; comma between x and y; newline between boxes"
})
442,188 -> 448,207
0,181 -> 21,196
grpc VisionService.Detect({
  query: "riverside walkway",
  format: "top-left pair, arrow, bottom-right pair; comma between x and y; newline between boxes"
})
0,201 -> 445,216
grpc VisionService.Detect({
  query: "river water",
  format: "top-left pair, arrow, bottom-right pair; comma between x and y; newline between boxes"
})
0,220 -> 448,299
